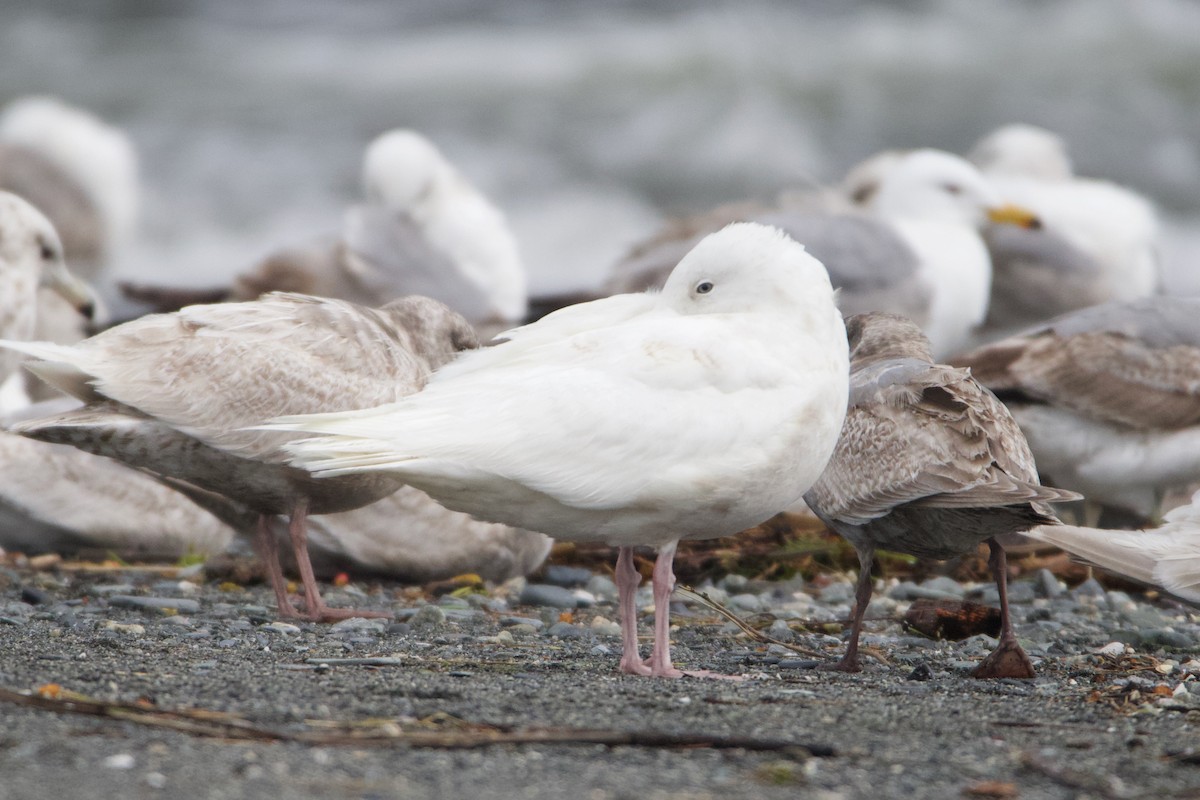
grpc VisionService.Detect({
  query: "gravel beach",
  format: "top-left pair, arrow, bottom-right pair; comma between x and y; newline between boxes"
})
1,556 -> 1197,800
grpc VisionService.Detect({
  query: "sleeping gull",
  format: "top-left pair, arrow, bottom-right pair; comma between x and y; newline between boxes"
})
0,192 -> 97,411
230,129 -> 526,327
804,313 -> 1080,678
606,150 -> 1038,359
951,297 -> 1200,528
267,222 -> 850,677
1,292 -> 478,620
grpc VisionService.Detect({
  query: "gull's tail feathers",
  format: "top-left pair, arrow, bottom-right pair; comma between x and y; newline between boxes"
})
0,339 -> 100,401
1025,505 -> 1200,604
255,403 -> 425,478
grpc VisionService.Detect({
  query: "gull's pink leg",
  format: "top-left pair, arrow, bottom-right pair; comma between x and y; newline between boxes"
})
256,513 -> 301,618
286,498 -> 391,622
616,546 -> 651,676
646,540 -> 684,678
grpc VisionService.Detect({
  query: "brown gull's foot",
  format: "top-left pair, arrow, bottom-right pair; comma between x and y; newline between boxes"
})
970,637 -> 1035,680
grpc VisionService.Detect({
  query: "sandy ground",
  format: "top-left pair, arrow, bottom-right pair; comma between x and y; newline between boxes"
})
0,567 -> 1197,800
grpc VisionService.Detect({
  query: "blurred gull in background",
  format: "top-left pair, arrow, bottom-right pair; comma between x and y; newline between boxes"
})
606,149 -> 1038,358
952,297 -> 1200,528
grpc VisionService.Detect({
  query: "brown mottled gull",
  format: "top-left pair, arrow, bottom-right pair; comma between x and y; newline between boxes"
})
952,297 -> 1200,527
804,312 -> 1080,678
1,292 -> 478,621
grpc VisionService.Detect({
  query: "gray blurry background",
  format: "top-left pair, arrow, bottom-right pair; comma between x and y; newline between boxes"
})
1,0 -> 1197,296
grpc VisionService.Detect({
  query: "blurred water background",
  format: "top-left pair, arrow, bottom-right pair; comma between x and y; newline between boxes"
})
1,0 -> 1198,299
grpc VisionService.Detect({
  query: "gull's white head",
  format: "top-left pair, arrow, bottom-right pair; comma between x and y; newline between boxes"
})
0,191 -> 63,272
0,96 -> 139,252
969,123 -> 1073,180
362,129 -> 455,211
660,222 -> 836,318
867,148 -> 1038,230
0,191 -> 96,320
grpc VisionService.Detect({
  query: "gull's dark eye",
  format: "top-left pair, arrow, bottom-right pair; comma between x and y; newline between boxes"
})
38,239 -> 56,261
941,182 -> 963,196
695,280 -> 714,295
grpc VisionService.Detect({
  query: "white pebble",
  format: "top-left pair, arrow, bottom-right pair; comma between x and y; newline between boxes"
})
102,753 -> 135,770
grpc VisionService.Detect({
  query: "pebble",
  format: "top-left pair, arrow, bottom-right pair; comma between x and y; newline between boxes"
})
518,584 -> 582,608
1071,577 -> 1108,599
499,615 -> 544,631
329,617 -> 388,634
547,622 -> 585,639
767,619 -> 795,641
108,595 -> 201,614
261,622 -> 300,635
20,586 -> 49,605
719,574 -> 749,592
589,616 -> 621,637
409,605 -> 447,628
1138,629 -> 1196,650
817,582 -> 854,605
1034,569 -> 1065,598
102,754 -> 135,770
585,575 -> 617,601
542,565 -> 593,588
102,621 -> 145,635
728,593 -> 763,613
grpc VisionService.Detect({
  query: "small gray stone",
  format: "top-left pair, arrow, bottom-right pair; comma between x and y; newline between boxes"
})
767,619 -> 795,641
1034,569 -> 1065,598
585,575 -> 617,600
410,605 -> 446,628
1071,577 -> 1107,599
547,622 -> 585,638
261,622 -> 300,635
542,565 -> 593,588
519,584 -> 580,608
108,595 -> 201,613
499,615 -> 544,631
436,595 -> 471,609
818,582 -> 854,605
719,574 -> 749,592
1138,629 -> 1196,650
329,617 -> 387,634
777,659 -> 821,670
728,593 -> 763,613
921,576 -> 966,597
20,586 -> 49,605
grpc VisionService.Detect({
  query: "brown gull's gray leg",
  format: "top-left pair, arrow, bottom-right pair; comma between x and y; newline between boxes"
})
835,547 -> 875,673
971,538 -> 1035,679
286,498 -> 392,622
616,546 -> 651,676
256,513 -> 301,619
